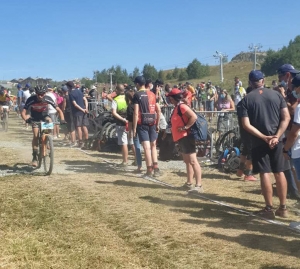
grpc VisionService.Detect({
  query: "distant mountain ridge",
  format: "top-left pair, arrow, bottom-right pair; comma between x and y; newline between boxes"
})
230,51 -> 267,64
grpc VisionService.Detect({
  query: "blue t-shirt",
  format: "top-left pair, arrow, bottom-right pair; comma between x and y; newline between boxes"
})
17,90 -> 23,98
69,89 -> 85,116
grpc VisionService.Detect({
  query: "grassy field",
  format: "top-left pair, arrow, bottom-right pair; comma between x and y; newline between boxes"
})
0,116 -> 299,268
165,62 -> 278,92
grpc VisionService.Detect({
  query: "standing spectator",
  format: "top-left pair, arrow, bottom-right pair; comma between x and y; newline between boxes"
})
167,88 -> 203,192
17,84 -> 23,118
234,76 -> 242,87
102,87 -> 108,108
282,74 -> 300,198
132,76 -> 162,177
276,64 -> 300,200
236,86 -> 257,181
67,81 -> 89,149
234,83 -> 246,106
206,82 -> 216,122
182,86 -> 193,107
238,70 -> 290,219
46,85 -> 59,139
126,88 -> 142,172
216,89 -> 235,135
88,85 -> 97,115
62,85 -> 76,145
111,84 -> 130,167
22,84 -> 31,129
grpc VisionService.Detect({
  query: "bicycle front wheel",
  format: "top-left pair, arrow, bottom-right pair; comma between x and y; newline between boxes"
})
43,135 -> 54,175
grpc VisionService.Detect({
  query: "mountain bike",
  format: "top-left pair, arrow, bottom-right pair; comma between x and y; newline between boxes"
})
31,120 -> 55,175
1,105 -> 9,132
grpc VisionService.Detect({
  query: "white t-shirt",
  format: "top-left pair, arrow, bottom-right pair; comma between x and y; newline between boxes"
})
234,87 -> 246,106
292,104 -> 300,159
111,100 -> 117,110
23,90 -> 31,104
46,92 -> 57,114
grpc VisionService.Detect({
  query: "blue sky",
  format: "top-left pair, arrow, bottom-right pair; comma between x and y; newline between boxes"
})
0,0 -> 299,81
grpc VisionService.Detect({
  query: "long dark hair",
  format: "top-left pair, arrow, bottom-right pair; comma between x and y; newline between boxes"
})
125,89 -> 134,105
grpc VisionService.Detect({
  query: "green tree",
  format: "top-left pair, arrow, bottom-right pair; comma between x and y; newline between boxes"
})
130,67 -> 140,80
186,58 -> 209,79
142,64 -> 158,81
261,35 -> 300,76
166,73 -> 173,80
172,67 -> 180,79
158,70 -> 165,82
178,70 -> 188,81
81,78 -> 94,88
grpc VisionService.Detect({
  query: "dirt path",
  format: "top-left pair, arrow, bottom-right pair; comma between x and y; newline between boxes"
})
0,114 -> 300,268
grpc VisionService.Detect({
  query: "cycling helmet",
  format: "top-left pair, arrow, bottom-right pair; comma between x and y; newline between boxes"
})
35,85 -> 47,94
25,83 -> 31,88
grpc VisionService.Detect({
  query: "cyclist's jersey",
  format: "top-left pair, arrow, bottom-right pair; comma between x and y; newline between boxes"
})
24,95 -> 57,120
0,94 -> 9,103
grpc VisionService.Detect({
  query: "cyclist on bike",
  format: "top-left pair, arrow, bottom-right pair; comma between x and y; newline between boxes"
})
21,86 -> 65,167
0,87 -> 12,120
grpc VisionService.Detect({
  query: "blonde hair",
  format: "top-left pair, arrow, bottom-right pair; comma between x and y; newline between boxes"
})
222,89 -> 232,101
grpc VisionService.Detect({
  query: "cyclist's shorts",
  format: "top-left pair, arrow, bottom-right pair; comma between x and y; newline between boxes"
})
31,115 -> 51,128
0,101 -> 8,106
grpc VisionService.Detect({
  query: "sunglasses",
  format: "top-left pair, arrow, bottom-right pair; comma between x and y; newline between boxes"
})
37,93 -> 45,96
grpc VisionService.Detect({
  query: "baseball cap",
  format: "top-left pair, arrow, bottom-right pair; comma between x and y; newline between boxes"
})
249,70 -> 264,81
47,85 -> 53,91
133,76 -> 146,85
66,81 -> 75,88
91,85 -> 96,90
61,85 -> 68,92
277,64 -> 300,75
166,88 -> 182,96
292,74 -> 300,87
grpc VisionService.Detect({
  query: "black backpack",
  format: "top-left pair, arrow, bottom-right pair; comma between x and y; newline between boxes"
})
177,104 -> 208,142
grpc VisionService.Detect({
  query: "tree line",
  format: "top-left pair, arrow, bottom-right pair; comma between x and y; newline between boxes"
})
87,58 -> 210,86
261,35 -> 300,76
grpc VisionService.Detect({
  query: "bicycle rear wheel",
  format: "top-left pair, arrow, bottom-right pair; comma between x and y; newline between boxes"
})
43,135 -> 54,175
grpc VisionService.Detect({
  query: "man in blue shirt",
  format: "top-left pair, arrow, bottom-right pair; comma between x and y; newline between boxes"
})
67,81 -> 89,148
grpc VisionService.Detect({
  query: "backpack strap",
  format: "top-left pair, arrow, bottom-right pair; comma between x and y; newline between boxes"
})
177,103 -> 187,126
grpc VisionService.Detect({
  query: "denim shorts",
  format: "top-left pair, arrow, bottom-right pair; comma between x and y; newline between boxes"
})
292,157 -> 300,181
137,124 -> 157,143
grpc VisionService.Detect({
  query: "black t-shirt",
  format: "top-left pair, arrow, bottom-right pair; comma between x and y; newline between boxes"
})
89,89 -> 96,99
64,95 -> 72,113
69,89 -> 85,116
126,103 -> 134,123
237,87 -> 287,147
132,90 -> 151,113
24,95 -> 56,120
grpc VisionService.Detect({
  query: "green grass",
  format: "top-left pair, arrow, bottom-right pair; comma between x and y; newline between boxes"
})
165,61 -> 278,92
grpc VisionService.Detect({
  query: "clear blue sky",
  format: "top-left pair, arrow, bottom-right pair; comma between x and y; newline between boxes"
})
0,0 -> 299,81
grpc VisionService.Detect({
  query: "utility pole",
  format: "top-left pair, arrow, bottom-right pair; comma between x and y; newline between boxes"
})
107,71 -> 114,92
249,43 -> 262,70
213,51 -> 227,83
93,71 -> 98,84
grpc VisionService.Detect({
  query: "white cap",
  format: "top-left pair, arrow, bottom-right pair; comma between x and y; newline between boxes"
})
91,85 -> 96,90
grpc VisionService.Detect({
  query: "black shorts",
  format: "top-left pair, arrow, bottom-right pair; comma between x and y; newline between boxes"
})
178,136 -> 196,154
0,101 -> 8,106
252,142 -> 290,174
137,124 -> 157,143
74,114 -> 89,128
65,112 -> 75,132
32,115 -> 51,128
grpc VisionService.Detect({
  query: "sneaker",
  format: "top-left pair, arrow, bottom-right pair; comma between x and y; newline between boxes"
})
188,185 -> 204,194
57,134 -> 61,138
275,207 -> 288,218
255,207 -> 275,220
53,136 -> 58,140
236,169 -> 244,177
142,172 -> 153,179
244,175 -> 258,181
70,142 -> 79,148
116,162 -> 128,168
179,182 -> 193,190
153,168 -> 163,177
31,158 -> 38,167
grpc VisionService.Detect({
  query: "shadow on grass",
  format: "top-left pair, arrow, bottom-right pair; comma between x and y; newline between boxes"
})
95,179 -> 170,190
0,163 -> 34,174
170,170 -> 233,180
204,232 -> 300,259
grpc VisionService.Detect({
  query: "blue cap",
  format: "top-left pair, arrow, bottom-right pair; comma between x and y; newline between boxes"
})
249,70 -> 264,81
25,83 -> 31,88
277,64 -> 300,75
17,83 -> 22,88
